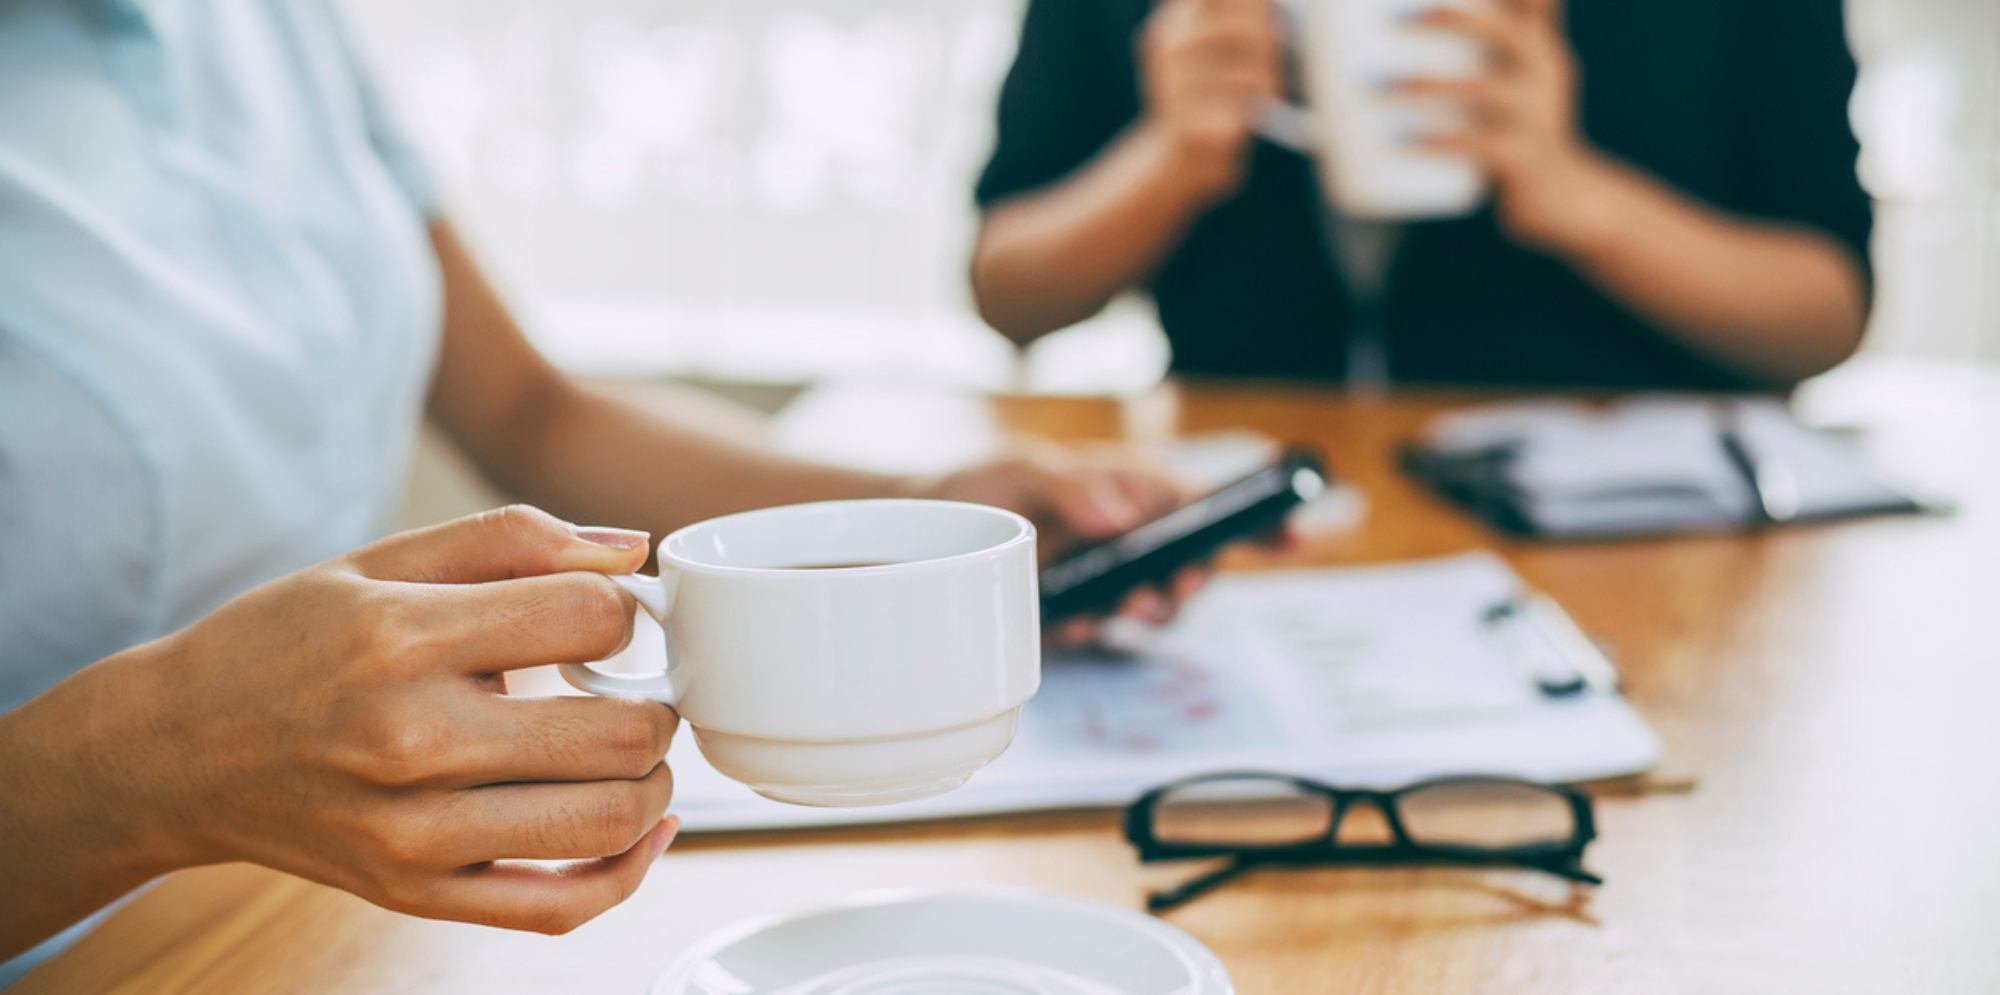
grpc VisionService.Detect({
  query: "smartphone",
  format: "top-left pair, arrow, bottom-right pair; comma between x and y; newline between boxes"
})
1039,447 -> 1328,623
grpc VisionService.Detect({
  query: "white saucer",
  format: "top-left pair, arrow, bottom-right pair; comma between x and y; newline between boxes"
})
652,888 -> 1233,995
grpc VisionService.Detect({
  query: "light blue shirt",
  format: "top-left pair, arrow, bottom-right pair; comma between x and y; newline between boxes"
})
0,0 -> 441,982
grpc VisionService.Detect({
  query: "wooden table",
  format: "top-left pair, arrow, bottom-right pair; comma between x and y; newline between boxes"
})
21,358 -> 2000,994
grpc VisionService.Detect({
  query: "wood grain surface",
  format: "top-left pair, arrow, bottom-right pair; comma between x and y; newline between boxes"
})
19,359 -> 2000,995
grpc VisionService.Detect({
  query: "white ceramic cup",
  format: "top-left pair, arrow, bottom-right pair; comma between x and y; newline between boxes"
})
561,499 -> 1040,808
1259,0 -> 1486,220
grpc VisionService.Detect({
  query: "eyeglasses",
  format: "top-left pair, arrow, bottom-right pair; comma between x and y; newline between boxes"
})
1123,772 -> 1601,912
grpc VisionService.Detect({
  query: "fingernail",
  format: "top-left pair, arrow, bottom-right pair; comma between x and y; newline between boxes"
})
576,526 -> 650,550
649,816 -> 680,860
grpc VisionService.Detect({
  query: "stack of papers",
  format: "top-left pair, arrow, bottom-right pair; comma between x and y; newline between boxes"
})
665,553 -> 1660,833
1403,397 -> 1931,538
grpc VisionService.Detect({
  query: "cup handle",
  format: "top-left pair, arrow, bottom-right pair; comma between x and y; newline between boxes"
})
559,572 -> 679,702
1248,0 -> 1314,155
1254,99 -> 1316,156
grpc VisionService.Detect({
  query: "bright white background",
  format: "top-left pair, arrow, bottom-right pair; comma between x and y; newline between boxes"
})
338,0 -> 2000,395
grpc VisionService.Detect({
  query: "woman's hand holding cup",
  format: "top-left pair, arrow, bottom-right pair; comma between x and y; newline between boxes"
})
1400,0 -> 1622,252
1138,0 -> 1286,205
5,506 -> 682,942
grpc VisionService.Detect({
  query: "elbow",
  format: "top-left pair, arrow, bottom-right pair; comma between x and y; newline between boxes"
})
971,288 -> 1053,348
1824,310 -> 1868,373
1790,270 -> 1872,383
967,210 -> 1123,345
1750,250 -> 1873,387
969,250 -> 1063,347
1799,242 -> 1875,379
1742,317 -> 1865,390
1759,320 -> 1867,390
1831,265 -> 1876,370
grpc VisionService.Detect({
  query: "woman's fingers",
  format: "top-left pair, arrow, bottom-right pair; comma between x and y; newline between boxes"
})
466,694 -> 681,785
1152,0 -> 1284,126
1050,616 -> 1099,648
1419,127 -> 1514,169
1170,565 -> 1213,605
1119,586 -> 1177,627
350,505 -> 649,586
321,658 -> 676,791
1396,75 -> 1522,128
404,763 -> 677,867
404,816 -> 680,936
1421,4 -> 1535,72
1186,9 -> 1280,64
1112,463 -> 1192,520
1047,567 -> 1209,651
396,571 -> 642,677
1193,65 -> 1285,106
1116,565 -> 1210,628
1039,465 -> 1148,538
1421,1 -> 1570,91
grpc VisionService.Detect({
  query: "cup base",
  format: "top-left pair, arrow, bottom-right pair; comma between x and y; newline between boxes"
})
748,771 -> 979,808
692,708 -> 1021,808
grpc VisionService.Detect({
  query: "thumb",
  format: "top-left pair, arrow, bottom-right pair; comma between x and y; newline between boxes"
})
348,505 -> 651,585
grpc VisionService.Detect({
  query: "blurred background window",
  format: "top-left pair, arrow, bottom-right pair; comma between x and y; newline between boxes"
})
338,0 -> 1999,397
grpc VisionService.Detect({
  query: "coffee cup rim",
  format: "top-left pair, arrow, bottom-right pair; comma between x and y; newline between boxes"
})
657,498 -> 1035,576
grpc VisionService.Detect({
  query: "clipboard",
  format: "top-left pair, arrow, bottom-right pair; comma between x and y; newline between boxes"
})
661,553 -> 1663,833
1401,398 -> 1941,540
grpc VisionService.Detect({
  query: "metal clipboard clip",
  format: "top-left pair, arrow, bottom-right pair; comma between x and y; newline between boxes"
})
1483,595 -> 1623,698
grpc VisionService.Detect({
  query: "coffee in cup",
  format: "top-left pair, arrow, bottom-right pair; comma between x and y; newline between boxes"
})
561,499 -> 1040,807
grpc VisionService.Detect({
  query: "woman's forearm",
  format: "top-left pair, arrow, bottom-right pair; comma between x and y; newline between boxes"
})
0,647 -> 189,960
1537,153 -> 1869,385
1401,0 -> 1866,386
971,123 -> 1231,344
503,382 -> 916,540
425,223 -> 920,539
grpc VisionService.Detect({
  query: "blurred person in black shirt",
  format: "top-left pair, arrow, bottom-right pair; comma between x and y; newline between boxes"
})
969,0 -> 1873,389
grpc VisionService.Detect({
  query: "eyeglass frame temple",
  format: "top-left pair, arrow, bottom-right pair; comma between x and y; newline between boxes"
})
1144,844 -> 1601,913
1145,854 -> 1267,913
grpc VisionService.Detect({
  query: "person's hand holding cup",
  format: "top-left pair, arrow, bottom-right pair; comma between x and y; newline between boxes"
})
1137,0 -> 1287,206
11,507 -> 683,939
1397,0 -> 1620,250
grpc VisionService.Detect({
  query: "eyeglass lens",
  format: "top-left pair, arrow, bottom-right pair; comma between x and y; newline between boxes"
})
1150,778 -> 1334,848
1148,776 -> 1578,852
1392,780 -> 1578,850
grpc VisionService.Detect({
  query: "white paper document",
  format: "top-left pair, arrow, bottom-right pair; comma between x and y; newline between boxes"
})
668,553 -> 1661,833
